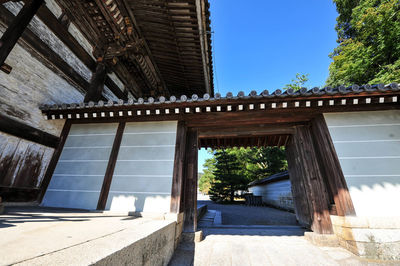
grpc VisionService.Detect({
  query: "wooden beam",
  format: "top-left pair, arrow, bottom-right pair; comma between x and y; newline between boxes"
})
0,187 -> 40,202
38,120 -> 71,202
310,114 -> 356,216
0,5 -> 92,95
31,3 -> 128,100
0,113 -> 59,148
170,121 -> 187,213
0,0 -> 44,68
84,62 -> 107,102
183,127 -> 198,232
198,124 -> 297,138
287,125 -> 334,234
121,0 -> 169,95
97,122 -> 125,210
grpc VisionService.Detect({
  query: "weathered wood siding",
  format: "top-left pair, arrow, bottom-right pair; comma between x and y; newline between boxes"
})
42,123 -> 118,209
249,179 -> 294,211
0,132 -> 53,189
324,110 -> 400,217
106,121 -> 177,213
0,1 -> 124,200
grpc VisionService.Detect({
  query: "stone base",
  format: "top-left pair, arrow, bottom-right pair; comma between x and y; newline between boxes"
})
331,215 -> 400,261
182,231 -> 203,243
304,232 -> 339,247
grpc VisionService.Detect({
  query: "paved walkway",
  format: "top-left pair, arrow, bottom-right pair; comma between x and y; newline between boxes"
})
169,201 -> 381,266
170,227 -> 378,266
198,200 -> 297,225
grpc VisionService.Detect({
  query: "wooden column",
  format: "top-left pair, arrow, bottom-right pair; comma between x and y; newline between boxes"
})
286,140 -> 312,227
38,120 -> 71,202
286,125 -> 333,234
84,62 -> 107,103
170,121 -> 187,213
310,115 -> 356,216
97,122 -> 125,210
0,0 -> 44,69
183,128 -> 198,232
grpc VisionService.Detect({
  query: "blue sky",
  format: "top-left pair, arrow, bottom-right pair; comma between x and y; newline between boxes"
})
198,0 -> 339,172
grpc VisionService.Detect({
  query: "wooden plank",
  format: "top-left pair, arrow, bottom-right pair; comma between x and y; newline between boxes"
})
183,127 -> 198,232
170,121 -> 187,213
38,120 -> 71,202
289,125 -> 334,234
0,0 -> 44,67
286,138 -> 312,227
310,114 -> 356,216
0,113 -> 59,148
97,122 -> 126,210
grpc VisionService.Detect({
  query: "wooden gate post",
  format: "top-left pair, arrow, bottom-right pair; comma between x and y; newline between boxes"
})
170,121 -> 187,213
183,128 -> 198,232
286,125 -> 333,234
310,115 -> 356,216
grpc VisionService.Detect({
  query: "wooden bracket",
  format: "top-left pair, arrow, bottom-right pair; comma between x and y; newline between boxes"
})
0,63 -> 12,74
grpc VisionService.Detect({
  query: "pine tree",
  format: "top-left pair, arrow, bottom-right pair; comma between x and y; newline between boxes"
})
208,150 -> 244,203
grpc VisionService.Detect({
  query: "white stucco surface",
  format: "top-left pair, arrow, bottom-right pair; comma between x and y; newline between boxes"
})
106,121 -> 177,213
249,180 -> 294,211
324,110 -> 400,217
42,123 -> 118,210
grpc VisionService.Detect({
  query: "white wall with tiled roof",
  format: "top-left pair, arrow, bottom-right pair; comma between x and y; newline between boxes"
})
324,110 -> 400,217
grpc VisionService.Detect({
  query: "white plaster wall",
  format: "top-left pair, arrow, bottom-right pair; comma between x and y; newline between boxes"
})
42,123 -> 118,210
249,179 -> 294,210
106,121 -> 177,213
324,110 -> 400,217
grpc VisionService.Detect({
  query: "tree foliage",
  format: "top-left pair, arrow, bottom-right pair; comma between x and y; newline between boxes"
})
198,153 -> 215,194
208,150 -> 244,202
283,73 -> 309,91
201,147 -> 288,202
327,0 -> 400,86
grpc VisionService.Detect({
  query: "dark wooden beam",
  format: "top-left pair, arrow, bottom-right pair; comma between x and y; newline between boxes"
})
170,121 -> 187,213
0,5 -> 93,96
38,120 -> 71,202
121,0 -> 169,95
286,138 -> 313,227
0,0 -> 44,69
84,62 -> 107,102
287,125 -> 334,234
0,113 -> 59,148
198,124 -> 297,138
31,3 -> 128,100
0,187 -> 40,202
310,114 -> 356,216
183,128 -> 198,232
97,122 -> 125,210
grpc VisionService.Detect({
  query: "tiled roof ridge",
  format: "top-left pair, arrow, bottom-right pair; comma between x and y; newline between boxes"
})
40,83 -> 399,111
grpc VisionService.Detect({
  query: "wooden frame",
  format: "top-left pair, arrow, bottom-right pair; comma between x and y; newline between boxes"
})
97,122 -> 126,210
38,120 -> 71,202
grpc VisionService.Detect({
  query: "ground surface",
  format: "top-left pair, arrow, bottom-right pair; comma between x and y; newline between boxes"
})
169,200 -> 384,266
0,207 -> 172,266
198,200 -> 298,225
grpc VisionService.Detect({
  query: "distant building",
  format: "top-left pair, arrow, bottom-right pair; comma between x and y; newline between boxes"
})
248,171 -> 294,211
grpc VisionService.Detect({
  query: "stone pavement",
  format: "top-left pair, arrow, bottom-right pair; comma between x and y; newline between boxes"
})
170,226 -> 384,266
169,201 -> 387,266
197,200 -> 297,225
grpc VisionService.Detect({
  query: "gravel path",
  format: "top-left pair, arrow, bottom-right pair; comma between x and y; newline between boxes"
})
198,200 -> 298,226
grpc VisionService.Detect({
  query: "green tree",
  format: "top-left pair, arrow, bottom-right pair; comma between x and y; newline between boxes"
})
283,73 -> 309,90
198,155 -> 216,194
327,0 -> 400,86
209,150 -> 245,202
248,147 -> 288,180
